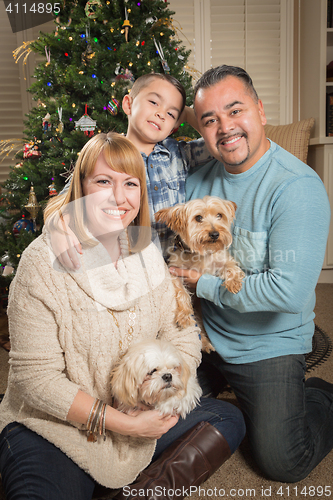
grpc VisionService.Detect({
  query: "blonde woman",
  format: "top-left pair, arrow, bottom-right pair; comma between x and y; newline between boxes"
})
0,132 -> 245,500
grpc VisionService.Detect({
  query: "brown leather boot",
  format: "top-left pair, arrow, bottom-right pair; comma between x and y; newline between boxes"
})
113,421 -> 231,500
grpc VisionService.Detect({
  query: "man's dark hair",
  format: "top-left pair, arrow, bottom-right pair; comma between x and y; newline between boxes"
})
194,65 -> 259,103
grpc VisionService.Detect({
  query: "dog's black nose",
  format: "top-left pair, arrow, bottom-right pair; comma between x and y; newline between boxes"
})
162,373 -> 172,383
209,231 -> 219,241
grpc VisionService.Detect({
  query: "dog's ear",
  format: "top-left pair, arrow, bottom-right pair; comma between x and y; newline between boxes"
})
225,201 -> 237,221
155,205 -> 185,234
180,358 -> 191,389
110,357 -> 140,407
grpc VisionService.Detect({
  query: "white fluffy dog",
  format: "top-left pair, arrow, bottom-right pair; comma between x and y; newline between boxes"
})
110,339 -> 202,418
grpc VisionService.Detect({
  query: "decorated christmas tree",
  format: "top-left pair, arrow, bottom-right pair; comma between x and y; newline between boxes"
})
0,0 -> 198,278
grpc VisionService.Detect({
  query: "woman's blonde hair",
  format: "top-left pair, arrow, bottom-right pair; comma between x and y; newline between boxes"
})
44,132 -> 151,252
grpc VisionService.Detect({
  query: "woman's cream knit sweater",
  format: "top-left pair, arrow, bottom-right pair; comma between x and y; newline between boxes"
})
0,231 -> 201,488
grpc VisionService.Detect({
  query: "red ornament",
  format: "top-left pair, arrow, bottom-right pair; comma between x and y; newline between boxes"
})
48,182 -> 58,196
23,140 -> 41,158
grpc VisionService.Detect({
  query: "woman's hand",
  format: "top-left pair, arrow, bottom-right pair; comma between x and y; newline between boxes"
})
68,391 -> 178,440
127,410 -> 179,439
50,215 -> 82,270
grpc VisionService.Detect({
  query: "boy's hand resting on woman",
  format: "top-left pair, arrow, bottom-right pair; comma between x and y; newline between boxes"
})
50,214 -> 82,270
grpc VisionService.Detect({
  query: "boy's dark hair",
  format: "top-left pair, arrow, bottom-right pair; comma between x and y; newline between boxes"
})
194,65 -> 259,103
130,73 -> 187,114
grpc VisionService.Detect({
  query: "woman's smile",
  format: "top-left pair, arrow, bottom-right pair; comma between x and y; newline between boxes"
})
102,208 -> 128,217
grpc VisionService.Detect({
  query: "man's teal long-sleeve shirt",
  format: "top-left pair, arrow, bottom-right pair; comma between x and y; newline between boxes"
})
186,141 -> 331,364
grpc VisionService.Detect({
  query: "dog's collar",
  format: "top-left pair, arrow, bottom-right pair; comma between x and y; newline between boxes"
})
173,235 -> 192,254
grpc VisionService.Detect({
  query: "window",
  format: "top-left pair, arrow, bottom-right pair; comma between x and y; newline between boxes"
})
168,0 -> 294,125
0,4 -> 53,183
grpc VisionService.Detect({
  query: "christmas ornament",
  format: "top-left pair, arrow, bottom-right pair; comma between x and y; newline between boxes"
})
42,112 -> 52,133
153,38 -> 170,73
75,105 -> 97,136
1,253 -> 14,277
24,186 -> 41,231
57,107 -> 64,133
23,140 -> 41,159
85,0 -> 102,18
60,160 -> 75,180
81,44 -> 95,64
48,181 -> 58,196
1,252 -> 11,266
55,17 -> 72,36
13,218 -> 34,236
81,26 -> 95,64
45,46 -> 51,66
2,265 -> 14,276
122,8 -> 133,42
115,68 -> 135,90
107,98 -> 120,116
145,16 -> 157,25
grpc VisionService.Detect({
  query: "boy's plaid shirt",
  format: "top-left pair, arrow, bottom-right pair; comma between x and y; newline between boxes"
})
141,137 -> 212,258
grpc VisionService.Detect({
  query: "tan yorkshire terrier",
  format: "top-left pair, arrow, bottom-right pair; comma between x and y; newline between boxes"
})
155,196 -> 245,352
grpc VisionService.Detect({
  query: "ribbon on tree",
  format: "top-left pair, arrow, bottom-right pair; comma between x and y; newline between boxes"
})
45,46 -> 51,66
153,37 -> 170,73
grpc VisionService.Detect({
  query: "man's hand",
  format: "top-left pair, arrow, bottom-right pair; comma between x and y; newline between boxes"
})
177,106 -> 200,133
169,267 -> 202,291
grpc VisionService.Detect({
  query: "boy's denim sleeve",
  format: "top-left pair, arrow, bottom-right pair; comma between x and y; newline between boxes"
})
182,137 -> 213,168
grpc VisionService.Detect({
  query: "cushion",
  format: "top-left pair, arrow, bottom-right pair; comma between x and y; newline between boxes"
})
264,117 -> 315,164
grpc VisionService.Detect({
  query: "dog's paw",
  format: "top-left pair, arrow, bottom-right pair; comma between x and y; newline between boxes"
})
176,310 -> 196,329
225,278 -> 243,294
201,335 -> 215,353
224,267 -> 245,294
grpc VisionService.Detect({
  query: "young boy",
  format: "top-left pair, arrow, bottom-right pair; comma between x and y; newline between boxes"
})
52,73 -> 210,268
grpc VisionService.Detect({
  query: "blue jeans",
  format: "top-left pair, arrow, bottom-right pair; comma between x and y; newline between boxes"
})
0,398 -> 245,500
201,351 -> 333,482
0,423 -> 96,500
153,396 -> 245,459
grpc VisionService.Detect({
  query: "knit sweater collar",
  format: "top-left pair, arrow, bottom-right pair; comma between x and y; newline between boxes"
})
66,231 -> 164,312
